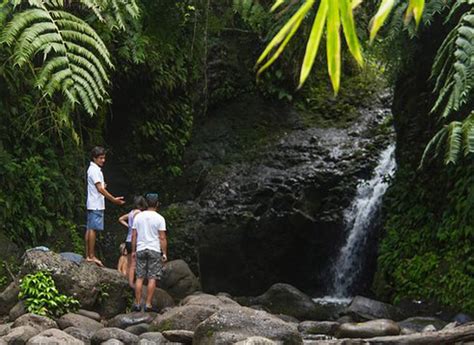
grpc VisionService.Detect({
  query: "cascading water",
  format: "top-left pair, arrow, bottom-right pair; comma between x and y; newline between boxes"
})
331,144 -> 397,297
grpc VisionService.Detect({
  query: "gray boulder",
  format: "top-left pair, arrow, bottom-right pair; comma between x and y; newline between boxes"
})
107,313 -> 156,329
91,328 -> 139,345
160,260 -> 200,301
162,330 -> 193,344
298,321 -> 339,335
141,287 -> 175,312
0,323 -> 12,337
63,327 -> 93,344
9,301 -> 27,321
59,252 -> 83,264
234,337 -> 278,345
20,251 -> 128,318
77,310 -> 101,322
0,282 -> 19,315
101,340 -> 124,345
26,328 -> 84,344
139,332 -> 169,344
57,313 -> 104,332
335,319 -> 400,338
179,293 -> 239,307
151,305 -> 217,332
124,324 -> 150,336
344,296 -> 403,321
253,283 -> 331,321
13,313 -> 57,332
398,316 -> 447,335
193,305 -> 303,344
2,326 -> 38,344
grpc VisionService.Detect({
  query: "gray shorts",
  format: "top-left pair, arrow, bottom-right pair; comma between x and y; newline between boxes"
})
136,249 -> 163,280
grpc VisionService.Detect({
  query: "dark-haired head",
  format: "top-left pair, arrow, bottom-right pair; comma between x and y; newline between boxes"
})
91,146 -> 106,160
134,196 -> 147,211
145,193 -> 159,208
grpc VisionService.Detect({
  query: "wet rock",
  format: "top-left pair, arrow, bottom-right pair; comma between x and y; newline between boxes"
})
453,313 -> 472,325
193,305 -> 303,344
151,305 -> 216,332
0,323 -> 12,337
26,328 -> 83,344
63,327 -> 93,344
234,337 -> 277,345
13,313 -> 58,332
77,310 -> 101,322
9,301 -> 26,321
91,328 -> 139,345
344,296 -> 403,321
253,284 -> 331,321
20,251 -> 128,318
0,282 -> 19,315
124,323 -> 150,335
335,319 -> 400,338
160,260 -> 200,301
57,313 -> 104,332
162,330 -> 193,344
2,326 -> 38,344
298,321 -> 339,335
107,313 -> 156,329
139,332 -> 169,344
398,316 -> 446,334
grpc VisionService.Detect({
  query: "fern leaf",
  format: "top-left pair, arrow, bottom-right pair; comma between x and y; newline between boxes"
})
445,121 -> 463,164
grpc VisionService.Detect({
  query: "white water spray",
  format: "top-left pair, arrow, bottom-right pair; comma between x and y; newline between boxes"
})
331,144 -> 397,297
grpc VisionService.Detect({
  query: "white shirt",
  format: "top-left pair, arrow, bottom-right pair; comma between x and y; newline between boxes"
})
133,210 -> 166,252
87,162 -> 105,210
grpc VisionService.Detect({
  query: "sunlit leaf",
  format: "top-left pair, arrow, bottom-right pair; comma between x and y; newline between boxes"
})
340,0 -> 364,66
327,0 -> 341,93
370,0 -> 397,43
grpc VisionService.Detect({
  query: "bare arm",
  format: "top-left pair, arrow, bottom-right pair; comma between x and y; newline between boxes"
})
131,228 -> 137,259
159,231 -> 167,262
118,213 -> 129,228
95,182 -> 125,205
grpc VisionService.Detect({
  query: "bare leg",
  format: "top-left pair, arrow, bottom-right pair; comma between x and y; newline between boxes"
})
135,278 -> 144,305
88,230 -> 103,266
85,230 -> 92,260
128,254 -> 136,289
145,278 -> 156,308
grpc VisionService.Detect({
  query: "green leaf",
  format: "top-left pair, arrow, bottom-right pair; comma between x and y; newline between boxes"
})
339,0 -> 363,66
326,0 -> 341,94
370,0 -> 397,42
298,0 -> 328,87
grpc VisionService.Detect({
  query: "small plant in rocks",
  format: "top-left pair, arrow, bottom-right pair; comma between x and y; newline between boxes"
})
19,270 -> 80,318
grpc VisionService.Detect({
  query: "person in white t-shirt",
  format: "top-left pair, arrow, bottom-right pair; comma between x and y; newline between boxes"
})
131,193 -> 168,312
86,146 -> 125,266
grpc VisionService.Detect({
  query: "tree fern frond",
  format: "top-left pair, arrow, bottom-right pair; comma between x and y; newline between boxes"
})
431,8 -> 474,118
462,112 -> 474,155
1,5 -> 113,115
419,125 -> 448,168
445,120 -> 463,164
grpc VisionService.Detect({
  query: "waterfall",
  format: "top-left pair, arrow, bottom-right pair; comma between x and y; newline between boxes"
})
331,144 -> 397,297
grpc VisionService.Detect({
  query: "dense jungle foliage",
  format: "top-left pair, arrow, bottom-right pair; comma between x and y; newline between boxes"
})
0,0 -> 472,314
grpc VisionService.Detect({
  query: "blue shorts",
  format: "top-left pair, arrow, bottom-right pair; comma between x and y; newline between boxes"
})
87,210 -> 104,231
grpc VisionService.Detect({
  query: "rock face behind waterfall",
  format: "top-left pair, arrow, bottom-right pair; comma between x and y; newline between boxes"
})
167,94 -> 394,296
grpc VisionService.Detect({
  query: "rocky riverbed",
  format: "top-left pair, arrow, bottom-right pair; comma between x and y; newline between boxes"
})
1,250 -> 472,344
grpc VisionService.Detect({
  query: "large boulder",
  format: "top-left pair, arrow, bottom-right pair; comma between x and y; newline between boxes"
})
160,260 -> 200,301
398,317 -> 447,334
162,330 -> 193,344
13,313 -> 58,332
252,284 -> 331,321
63,327 -> 93,344
344,296 -> 403,321
141,287 -> 175,312
9,301 -> 27,321
151,305 -> 217,332
124,323 -> 150,336
20,251 -> 129,318
57,313 -> 104,332
0,282 -> 19,315
26,328 -> 83,345
193,305 -> 303,344
2,326 -> 38,344
335,319 -> 400,338
180,293 -> 239,307
297,321 -> 339,335
0,323 -> 12,337
107,313 -> 156,329
139,332 -> 169,344
91,328 -> 139,345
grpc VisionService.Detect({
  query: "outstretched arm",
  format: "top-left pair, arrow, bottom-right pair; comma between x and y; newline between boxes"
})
95,182 -> 125,205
